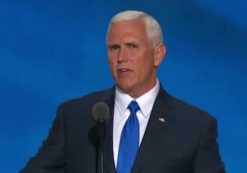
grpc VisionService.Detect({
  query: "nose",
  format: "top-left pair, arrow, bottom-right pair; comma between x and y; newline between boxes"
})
117,47 -> 127,63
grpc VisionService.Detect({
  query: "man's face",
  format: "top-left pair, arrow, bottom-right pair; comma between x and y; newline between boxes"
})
107,19 -> 165,98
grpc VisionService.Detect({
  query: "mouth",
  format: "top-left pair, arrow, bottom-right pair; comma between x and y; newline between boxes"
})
118,68 -> 129,72
117,68 -> 131,76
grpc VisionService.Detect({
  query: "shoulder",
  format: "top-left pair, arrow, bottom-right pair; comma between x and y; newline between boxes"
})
166,93 -> 217,127
57,87 -> 114,114
158,86 -> 215,121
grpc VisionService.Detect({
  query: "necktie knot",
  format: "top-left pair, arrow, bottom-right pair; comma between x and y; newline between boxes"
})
128,100 -> 140,113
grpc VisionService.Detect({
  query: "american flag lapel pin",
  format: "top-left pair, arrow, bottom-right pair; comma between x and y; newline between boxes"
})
158,117 -> 166,123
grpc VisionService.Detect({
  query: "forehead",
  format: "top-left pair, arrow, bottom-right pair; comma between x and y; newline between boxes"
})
107,19 -> 148,42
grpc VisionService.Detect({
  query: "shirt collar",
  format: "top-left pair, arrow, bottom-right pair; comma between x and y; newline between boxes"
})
115,79 -> 160,118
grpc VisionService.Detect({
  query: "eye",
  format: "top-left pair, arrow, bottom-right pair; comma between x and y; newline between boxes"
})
127,43 -> 138,49
108,44 -> 120,51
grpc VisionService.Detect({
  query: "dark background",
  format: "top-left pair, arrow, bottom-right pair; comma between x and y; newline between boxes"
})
0,0 -> 246,172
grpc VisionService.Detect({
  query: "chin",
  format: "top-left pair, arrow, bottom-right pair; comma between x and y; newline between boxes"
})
118,86 -> 131,93
117,84 -> 133,93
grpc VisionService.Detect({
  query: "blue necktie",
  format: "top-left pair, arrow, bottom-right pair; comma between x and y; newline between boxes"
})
117,100 -> 140,173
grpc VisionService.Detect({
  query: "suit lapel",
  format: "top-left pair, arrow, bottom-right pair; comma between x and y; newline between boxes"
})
132,87 -> 176,172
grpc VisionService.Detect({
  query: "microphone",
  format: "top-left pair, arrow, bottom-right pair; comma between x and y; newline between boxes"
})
92,101 -> 110,124
92,101 -> 110,173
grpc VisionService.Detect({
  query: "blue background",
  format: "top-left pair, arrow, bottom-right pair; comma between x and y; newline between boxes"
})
0,0 -> 246,172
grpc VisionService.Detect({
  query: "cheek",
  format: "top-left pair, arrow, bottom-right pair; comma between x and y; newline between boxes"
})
136,55 -> 154,71
108,58 -> 117,75
107,55 -> 114,66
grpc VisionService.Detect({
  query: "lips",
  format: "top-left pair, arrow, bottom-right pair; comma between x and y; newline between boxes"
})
117,68 -> 131,77
118,68 -> 129,72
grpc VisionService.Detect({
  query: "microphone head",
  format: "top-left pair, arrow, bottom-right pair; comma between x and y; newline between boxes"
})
92,101 -> 110,124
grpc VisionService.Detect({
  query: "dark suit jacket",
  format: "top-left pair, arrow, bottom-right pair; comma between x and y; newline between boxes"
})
21,86 -> 225,173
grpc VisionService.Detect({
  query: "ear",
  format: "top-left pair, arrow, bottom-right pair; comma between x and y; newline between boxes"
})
154,44 -> 166,68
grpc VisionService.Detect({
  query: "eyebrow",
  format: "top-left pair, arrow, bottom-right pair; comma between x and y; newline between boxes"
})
125,42 -> 138,46
108,44 -> 120,50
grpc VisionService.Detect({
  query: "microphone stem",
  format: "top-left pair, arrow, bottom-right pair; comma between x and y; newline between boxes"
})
98,123 -> 105,173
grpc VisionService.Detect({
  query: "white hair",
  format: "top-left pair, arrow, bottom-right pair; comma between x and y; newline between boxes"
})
106,10 -> 164,46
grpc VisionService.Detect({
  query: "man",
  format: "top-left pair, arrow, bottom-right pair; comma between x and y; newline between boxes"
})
21,10 -> 225,173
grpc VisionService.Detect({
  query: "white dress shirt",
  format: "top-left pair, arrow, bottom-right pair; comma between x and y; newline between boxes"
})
113,80 -> 160,167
